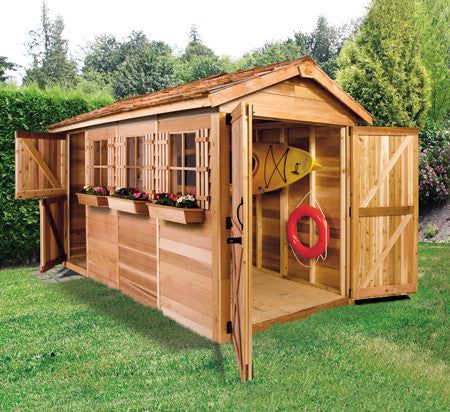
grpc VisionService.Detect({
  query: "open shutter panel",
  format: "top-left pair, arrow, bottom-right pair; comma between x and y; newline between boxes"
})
230,103 -> 253,382
115,136 -> 127,188
154,132 -> 169,193
107,137 -> 115,192
85,136 -> 94,185
40,195 -> 66,272
143,133 -> 155,195
15,131 -> 67,199
196,129 -> 210,209
350,126 -> 418,299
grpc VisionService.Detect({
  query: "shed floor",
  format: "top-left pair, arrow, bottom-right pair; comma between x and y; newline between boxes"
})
252,269 -> 347,332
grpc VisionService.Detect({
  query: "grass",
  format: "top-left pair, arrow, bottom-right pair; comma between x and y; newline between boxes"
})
0,243 -> 449,411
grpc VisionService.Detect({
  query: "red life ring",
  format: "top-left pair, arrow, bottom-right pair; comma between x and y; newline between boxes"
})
287,205 -> 330,259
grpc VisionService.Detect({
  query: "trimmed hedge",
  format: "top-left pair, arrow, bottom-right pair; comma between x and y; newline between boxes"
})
0,85 -> 112,266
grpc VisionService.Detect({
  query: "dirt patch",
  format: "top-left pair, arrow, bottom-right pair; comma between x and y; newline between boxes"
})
419,200 -> 450,242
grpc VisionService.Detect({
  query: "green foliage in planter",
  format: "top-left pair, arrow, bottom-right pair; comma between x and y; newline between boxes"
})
0,84 -> 112,266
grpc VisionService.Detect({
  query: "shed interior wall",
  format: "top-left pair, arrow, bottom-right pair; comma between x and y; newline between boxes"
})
249,120 -> 347,331
67,132 -> 86,272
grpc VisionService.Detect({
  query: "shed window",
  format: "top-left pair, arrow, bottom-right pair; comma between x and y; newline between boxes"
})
125,136 -> 144,188
169,132 -> 196,194
89,138 -> 114,188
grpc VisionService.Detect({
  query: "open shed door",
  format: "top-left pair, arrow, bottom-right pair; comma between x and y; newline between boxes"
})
15,131 -> 67,272
230,103 -> 253,382
350,127 -> 418,299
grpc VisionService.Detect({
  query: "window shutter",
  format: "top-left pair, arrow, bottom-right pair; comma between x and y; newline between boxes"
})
143,133 -> 155,196
85,138 -> 94,186
196,129 -> 210,209
107,136 -> 115,191
154,132 -> 169,193
115,136 -> 127,188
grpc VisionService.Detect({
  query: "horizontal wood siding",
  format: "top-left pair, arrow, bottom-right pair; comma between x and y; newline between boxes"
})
158,212 -> 213,339
86,207 -> 119,288
118,213 -> 158,308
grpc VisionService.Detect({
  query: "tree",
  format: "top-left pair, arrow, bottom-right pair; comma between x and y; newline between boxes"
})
83,34 -> 123,85
23,1 -> 78,88
112,32 -> 177,99
416,0 -> 450,127
336,0 -> 431,127
238,39 -> 304,69
304,16 -> 361,77
238,16 -> 357,77
181,25 -> 215,62
0,56 -> 16,83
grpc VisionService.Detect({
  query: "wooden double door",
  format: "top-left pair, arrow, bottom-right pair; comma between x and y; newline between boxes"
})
228,113 -> 418,382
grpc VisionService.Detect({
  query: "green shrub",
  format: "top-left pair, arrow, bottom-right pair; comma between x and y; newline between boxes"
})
419,126 -> 449,205
424,223 -> 439,239
0,84 -> 112,266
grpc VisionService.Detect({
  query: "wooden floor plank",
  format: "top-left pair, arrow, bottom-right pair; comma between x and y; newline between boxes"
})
252,269 -> 347,330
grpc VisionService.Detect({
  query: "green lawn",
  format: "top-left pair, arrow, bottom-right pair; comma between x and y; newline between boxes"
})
0,243 -> 449,411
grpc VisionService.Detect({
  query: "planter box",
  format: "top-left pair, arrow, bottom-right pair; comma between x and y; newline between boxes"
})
147,203 -> 204,224
107,197 -> 149,214
76,193 -> 109,207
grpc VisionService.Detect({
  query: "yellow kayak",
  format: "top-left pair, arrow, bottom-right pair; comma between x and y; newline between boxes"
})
252,143 -> 321,194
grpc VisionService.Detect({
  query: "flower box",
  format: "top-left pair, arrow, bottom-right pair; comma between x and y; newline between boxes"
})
107,197 -> 149,214
76,193 -> 109,207
147,203 -> 204,224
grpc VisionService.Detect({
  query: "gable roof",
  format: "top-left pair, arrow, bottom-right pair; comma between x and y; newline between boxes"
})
48,56 -> 372,131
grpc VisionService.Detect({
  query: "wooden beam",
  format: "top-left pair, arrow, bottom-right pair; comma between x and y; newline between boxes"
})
339,127 -> 346,297
16,131 -> 66,140
47,98 -> 212,133
309,127 -> 316,284
360,135 -> 413,207
352,283 -> 417,300
352,126 -> 419,136
209,65 -> 301,107
252,105 -> 355,126
279,127 -> 289,277
21,138 -> 61,188
360,214 -> 413,288
42,198 -> 66,259
359,206 -> 414,217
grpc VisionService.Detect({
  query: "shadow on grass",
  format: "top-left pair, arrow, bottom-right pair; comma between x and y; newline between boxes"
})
355,295 -> 411,305
52,273 -> 218,354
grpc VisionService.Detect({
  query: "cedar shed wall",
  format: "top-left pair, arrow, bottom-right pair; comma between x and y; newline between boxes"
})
81,113 -> 221,341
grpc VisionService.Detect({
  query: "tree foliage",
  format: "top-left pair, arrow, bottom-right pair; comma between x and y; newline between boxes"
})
111,32 -> 177,99
415,0 -> 450,127
0,56 -> 16,83
238,16 -> 359,77
23,1 -> 78,88
336,0 -> 431,127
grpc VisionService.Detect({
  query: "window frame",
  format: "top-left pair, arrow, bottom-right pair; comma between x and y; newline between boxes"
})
168,131 -> 197,195
124,135 -> 145,189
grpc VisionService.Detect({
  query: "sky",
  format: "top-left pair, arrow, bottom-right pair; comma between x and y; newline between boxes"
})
2,0 -> 370,82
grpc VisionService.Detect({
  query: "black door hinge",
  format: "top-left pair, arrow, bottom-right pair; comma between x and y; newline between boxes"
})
226,216 -> 232,230
226,321 -> 232,334
349,207 -> 351,217
225,113 -> 232,126
227,237 -> 242,244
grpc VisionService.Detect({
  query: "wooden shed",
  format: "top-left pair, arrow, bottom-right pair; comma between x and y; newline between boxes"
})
14,57 -> 418,382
